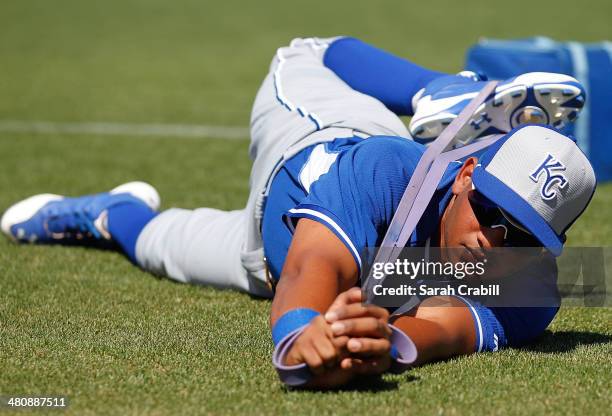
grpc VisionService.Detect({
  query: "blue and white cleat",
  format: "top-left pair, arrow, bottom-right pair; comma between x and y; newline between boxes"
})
409,71 -> 586,147
1,181 -> 160,244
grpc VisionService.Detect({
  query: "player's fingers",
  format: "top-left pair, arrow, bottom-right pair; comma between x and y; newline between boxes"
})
312,336 -> 340,369
349,358 -> 389,375
300,343 -> 325,375
346,337 -> 391,357
331,335 -> 352,362
330,317 -> 391,338
340,357 -> 356,370
326,290 -> 352,312
326,288 -> 363,316
326,303 -> 389,322
331,335 -> 350,350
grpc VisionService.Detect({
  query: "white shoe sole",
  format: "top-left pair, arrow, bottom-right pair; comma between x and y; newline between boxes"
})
1,194 -> 63,241
411,73 -> 583,146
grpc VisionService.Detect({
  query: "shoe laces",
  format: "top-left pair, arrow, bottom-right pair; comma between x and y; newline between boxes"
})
44,198 -> 103,240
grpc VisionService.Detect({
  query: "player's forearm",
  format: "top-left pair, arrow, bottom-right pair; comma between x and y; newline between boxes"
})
269,219 -> 362,387
390,296 -> 477,365
268,256 -> 353,388
270,257 -> 342,325
323,37 -> 444,116
270,218 -> 359,326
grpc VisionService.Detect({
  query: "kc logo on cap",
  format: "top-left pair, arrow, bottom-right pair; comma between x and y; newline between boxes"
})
471,124 -> 596,256
529,154 -> 569,200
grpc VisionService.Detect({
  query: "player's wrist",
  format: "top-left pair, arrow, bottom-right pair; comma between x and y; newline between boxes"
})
272,308 -> 320,346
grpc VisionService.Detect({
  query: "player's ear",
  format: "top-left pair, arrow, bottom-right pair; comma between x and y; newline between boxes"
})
451,157 -> 477,194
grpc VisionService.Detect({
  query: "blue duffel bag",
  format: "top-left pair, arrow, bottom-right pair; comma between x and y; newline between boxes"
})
465,37 -> 612,181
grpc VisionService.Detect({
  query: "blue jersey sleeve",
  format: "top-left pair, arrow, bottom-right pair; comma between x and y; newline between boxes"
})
284,136 -> 424,273
453,254 -> 559,352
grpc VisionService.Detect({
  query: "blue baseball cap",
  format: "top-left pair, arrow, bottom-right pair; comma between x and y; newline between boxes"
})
472,125 -> 596,256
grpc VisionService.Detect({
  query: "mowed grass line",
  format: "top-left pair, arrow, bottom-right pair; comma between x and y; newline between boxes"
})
1,133 -> 610,415
2,0 -> 612,126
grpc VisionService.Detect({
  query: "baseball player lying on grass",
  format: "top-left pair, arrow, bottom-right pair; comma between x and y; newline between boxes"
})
2,37 -> 596,389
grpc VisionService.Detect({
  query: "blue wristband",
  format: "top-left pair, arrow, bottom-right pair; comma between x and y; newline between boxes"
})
272,308 -> 320,346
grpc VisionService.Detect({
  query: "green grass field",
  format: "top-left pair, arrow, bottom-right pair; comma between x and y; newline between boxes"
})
1,1 -> 611,414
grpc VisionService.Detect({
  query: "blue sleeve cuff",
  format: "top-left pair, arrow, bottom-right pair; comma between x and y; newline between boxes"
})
454,295 -> 507,352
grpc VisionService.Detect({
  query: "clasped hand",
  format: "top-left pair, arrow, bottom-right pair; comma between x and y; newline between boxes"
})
284,288 -> 393,388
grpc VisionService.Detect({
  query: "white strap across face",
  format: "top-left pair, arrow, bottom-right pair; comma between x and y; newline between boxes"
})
363,81 -> 500,303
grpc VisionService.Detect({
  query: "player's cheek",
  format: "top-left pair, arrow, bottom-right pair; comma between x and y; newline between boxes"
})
445,192 -> 477,248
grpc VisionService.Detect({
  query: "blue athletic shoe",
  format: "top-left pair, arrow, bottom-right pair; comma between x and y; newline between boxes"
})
409,71 -> 586,147
1,182 -> 160,244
